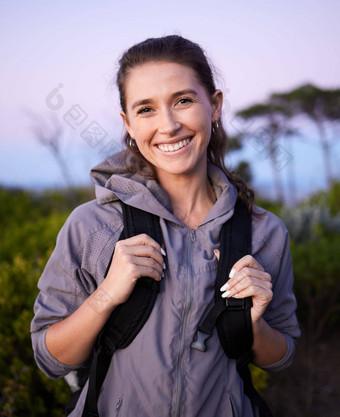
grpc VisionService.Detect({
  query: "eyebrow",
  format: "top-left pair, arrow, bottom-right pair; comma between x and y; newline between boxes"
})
131,89 -> 198,110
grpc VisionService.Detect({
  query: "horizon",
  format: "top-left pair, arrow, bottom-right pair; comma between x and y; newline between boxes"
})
1,1 -> 339,202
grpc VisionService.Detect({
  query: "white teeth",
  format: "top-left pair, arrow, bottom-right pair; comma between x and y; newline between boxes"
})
158,138 -> 190,152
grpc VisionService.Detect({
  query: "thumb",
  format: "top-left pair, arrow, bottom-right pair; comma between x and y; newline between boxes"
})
214,249 -> 220,262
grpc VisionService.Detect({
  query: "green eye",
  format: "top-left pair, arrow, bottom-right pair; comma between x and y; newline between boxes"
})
178,98 -> 192,105
137,107 -> 152,114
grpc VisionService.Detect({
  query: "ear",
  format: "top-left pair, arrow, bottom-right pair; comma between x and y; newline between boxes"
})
211,89 -> 223,122
120,110 -> 134,138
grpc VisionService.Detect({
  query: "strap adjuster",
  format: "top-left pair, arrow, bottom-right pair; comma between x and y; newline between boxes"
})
191,330 -> 211,352
225,297 -> 252,310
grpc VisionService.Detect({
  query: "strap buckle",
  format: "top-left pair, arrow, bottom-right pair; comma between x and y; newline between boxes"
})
225,297 -> 252,310
191,330 -> 211,352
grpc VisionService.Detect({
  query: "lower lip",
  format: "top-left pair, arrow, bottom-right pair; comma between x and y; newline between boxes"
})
156,138 -> 193,155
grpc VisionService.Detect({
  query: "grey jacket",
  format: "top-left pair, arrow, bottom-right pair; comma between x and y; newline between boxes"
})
31,152 -> 300,417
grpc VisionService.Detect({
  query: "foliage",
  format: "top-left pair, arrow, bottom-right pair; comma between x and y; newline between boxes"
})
272,84 -> 340,188
291,233 -> 340,342
0,188 -> 92,416
254,197 -> 283,216
280,205 -> 340,243
272,83 -> 340,123
279,182 -> 340,342
235,84 -> 340,204
235,99 -> 298,204
234,161 -> 252,184
305,181 -> 340,215
250,365 -> 268,394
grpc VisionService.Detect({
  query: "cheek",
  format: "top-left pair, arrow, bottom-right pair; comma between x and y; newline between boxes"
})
130,122 -> 151,143
189,105 -> 212,129
132,115 -> 159,136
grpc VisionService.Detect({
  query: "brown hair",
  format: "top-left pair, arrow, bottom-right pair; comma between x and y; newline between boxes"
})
116,35 -> 254,210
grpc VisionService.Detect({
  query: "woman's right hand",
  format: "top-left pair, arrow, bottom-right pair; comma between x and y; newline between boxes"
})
45,233 -> 165,366
101,233 -> 165,307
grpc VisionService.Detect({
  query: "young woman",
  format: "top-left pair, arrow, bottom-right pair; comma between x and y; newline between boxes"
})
31,35 -> 300,416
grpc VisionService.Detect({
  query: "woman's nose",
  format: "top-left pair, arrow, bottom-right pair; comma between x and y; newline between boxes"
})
158,110 -> 181,136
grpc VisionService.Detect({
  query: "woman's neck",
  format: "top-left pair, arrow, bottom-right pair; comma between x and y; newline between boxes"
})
157,170 -> 216,229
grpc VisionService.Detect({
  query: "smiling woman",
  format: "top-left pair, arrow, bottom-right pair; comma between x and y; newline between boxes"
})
31,35 -> 300,417
120,61 -> 223,212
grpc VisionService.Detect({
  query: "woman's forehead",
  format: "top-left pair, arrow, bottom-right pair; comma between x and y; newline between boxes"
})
124,61 -> 206,104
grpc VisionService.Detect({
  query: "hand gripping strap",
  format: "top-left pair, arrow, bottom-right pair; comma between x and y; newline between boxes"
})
191,199 -> 253,355
215,198 -> 253,358
81,204 -> 163,417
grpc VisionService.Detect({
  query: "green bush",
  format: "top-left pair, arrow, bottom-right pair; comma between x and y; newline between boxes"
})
280,184 -> 340,342
0,188 -> 85,416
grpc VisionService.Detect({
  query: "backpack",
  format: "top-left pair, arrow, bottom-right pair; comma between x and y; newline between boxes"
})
66,200 -> 273,417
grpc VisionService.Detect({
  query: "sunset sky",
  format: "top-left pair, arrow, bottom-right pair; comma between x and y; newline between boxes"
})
1,0 -> 339,201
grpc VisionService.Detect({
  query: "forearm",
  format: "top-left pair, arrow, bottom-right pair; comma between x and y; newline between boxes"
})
251,317 -> 287,367
45,282 -> 118,366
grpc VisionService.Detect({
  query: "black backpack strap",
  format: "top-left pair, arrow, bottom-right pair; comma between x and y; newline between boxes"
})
215,199 -> 253,359
191,199 -> 273,417
81,204 -> 163,417
191,199 -> 252,353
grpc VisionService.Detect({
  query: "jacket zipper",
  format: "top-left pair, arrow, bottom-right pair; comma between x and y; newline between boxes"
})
173,229 -> 196,417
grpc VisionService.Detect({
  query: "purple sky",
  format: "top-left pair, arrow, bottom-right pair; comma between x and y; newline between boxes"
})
1,0 -> 339,201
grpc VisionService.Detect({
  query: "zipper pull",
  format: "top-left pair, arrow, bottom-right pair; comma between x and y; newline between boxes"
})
116,397 -> 122,411
190,229 -> 196,242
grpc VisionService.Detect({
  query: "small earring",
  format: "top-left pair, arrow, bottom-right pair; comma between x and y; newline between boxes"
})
129,137 -> 139,152
212,121 -> 219,135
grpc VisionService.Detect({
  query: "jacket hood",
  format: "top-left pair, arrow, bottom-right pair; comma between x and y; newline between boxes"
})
90,150 -> 238,226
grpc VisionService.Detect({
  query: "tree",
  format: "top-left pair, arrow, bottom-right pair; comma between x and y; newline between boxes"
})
224,133 -> 254,184
26,112 -> 74,188
235,102 -> 295,203
272,83 -> 340,189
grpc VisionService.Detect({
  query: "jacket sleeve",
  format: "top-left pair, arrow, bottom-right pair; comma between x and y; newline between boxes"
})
30,201 -> 122,379
252,209 -> 301,372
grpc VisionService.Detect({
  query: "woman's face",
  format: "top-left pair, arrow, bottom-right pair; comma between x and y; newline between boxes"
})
121,61 -> 222,181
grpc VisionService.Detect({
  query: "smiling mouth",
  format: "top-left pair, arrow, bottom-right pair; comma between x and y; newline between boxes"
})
157,138 -> 192,152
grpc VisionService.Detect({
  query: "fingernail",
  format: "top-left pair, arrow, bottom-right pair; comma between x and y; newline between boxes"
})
214,249 -> 219,257
232,294 -> 239,298
221,290 -> 230,298
229,268 -> 236,278
220,283 -> 229,292
161,271 -> 165,279
163,262 -> 166,270
161,248 -> 167,256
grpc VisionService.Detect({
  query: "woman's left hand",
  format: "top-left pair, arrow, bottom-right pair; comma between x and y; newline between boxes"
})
215,251 -> 273,324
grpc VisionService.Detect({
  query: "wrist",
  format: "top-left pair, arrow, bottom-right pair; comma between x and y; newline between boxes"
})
87,284 -> 118,315
251,316 -> 266,334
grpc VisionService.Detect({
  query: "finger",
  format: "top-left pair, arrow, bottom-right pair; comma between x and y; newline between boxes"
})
115,237 -> 166,268
225,285 -> 273,305
229,255 -> 264,279
136,264 -> 164,281
122,233 -> 165,255
222,276 -> 272,298
123,254 -> 164,281
231,267 -> 271,285
221,268 -> 271,295
131,253 -> 164,275
126,244 -> 165,268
